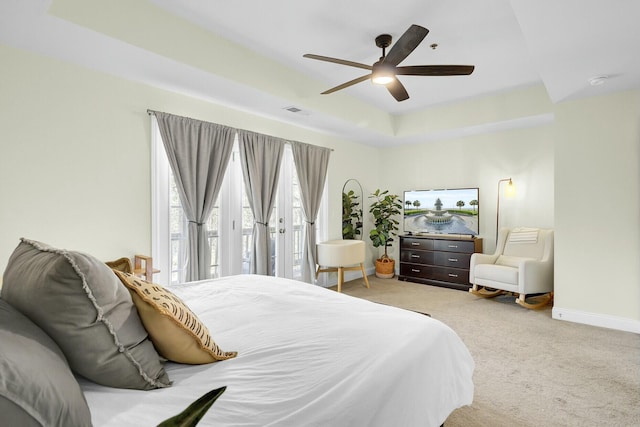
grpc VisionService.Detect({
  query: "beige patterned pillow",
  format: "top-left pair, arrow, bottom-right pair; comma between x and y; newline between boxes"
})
113,271 -> 237,365
105,257 -> 133,274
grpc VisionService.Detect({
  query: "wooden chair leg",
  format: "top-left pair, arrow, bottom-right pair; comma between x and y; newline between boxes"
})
469,283 -> 504,298
515,292 -> 553,309
360,263 -> 370,288
337,267 -> 344,293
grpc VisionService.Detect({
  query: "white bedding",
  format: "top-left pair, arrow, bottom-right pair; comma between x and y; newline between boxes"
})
80,274 -> 474,427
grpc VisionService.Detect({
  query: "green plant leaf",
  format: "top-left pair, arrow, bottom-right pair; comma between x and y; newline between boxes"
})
342,190 -> 363,239
368,189 -> 402,250
157,386 -> 227,427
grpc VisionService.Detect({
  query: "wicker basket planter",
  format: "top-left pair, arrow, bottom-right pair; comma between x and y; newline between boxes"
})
375,257 -> 395,279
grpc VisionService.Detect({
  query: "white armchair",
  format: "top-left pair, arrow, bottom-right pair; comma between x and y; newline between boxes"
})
469,227 -> 554,309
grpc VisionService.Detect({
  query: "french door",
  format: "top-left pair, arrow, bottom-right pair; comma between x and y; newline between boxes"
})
152,119 -> 318,285
272,147 -> 305,279
217,143 -> 304,280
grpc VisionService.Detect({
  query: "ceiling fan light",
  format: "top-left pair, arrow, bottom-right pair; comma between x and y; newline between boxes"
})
371,61 -> 395,85
372,75 -> 394,85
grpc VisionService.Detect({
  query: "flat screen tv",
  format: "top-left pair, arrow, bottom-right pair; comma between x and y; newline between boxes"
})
403,188 -> 479,236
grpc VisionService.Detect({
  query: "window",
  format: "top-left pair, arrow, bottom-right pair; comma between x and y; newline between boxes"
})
151,117 -> 327,285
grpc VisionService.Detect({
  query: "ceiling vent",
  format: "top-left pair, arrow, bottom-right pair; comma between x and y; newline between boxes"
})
588,75 -> 608,86
283,106 -> 310,116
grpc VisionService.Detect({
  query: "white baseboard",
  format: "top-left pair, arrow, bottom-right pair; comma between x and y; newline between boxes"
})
316,266 -> 376,288
552,307 -> 640,334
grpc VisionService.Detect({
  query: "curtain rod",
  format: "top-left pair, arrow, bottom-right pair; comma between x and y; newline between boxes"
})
147,109 -> 334,151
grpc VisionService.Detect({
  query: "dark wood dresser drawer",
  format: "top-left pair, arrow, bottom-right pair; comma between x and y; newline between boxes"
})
400,250 -> 435,265
433,239 -> 475,254
432,267 -> 470,285
401,237 -> 434,251
434,252 -> 471,269
400,263 -> 434,279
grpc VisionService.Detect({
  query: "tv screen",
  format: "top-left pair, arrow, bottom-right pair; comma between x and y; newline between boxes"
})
403,188 -> 479,236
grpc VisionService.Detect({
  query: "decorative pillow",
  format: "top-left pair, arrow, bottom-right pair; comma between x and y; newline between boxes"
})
0,298 -> 92,427
1,238 -> 171,390
105,256 -> 133,273
113,270 -> 237,364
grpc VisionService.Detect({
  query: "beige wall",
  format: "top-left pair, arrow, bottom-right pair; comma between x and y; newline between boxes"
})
379,125 -> 555,258
0,46 -> 152,265
380,89 -> 640,332
553,91 -> 640,330
1,44 -> 639,332
0,45 -> 379,272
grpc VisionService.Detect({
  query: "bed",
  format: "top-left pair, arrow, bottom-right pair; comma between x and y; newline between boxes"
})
1,239 -> 474,427
81,275 -> 474,426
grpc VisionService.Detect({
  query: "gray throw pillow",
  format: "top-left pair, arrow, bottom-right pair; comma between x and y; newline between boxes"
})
1,238 -> 171,390
0,298 -> 92,427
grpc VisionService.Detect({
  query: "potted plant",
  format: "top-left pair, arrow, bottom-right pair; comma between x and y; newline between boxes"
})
368,189 -> 403,278
342,190 -> 363,239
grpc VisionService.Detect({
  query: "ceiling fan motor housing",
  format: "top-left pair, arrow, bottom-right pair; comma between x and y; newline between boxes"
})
372,60 -> 396,83
375,34 -> 392,49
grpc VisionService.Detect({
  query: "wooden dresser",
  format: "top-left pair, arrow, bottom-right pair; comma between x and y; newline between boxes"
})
398,234 -> 483,290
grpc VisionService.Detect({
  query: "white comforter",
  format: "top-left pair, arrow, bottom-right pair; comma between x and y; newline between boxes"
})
80,274 -> 474,427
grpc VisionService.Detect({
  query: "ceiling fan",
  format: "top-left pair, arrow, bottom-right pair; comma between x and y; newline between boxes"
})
303,24 -> 474,102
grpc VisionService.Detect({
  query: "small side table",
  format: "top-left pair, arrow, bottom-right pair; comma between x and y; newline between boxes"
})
133,255 -> 160,281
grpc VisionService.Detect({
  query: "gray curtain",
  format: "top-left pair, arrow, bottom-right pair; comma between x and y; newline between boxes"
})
154,111 -> 235,282
291,142 -> 331,283
237,130 -> 285,275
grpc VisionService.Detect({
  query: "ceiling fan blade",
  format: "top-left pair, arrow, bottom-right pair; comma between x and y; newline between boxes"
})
321,74 -> 372,95
396,65 -> 475,76
383,24 -> 429,66
303,54 -> 372,71
386,77 -> 409,102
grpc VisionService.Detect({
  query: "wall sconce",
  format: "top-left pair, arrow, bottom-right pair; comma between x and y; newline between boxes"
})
496,178 -> 516,243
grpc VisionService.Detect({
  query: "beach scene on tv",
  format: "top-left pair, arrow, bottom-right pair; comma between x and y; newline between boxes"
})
404,188 -> 479,236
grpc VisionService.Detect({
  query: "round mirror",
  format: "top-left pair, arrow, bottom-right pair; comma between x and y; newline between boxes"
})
342,179 -> 363,240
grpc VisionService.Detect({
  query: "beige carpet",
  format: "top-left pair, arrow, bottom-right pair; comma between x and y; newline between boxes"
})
335,276 -> 640,427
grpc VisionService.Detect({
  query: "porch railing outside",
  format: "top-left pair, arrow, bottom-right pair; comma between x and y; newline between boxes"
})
170,224 -> 304,284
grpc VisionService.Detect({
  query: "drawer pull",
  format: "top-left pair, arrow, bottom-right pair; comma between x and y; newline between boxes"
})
448,245 -> 458,248
411,255 -> 420,259
448,273 -> 459,278
411,242 -> 420,246
411,269 -> 421,273
448,258 -> 458,262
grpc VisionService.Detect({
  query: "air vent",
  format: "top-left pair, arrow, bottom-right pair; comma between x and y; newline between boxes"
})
283,106 -> 310,116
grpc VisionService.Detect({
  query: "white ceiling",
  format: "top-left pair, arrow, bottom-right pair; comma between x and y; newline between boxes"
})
149,0 -> 542,115
2,0 -> 640,146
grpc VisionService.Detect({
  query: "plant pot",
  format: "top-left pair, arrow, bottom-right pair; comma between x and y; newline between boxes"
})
375,258 -> 395,279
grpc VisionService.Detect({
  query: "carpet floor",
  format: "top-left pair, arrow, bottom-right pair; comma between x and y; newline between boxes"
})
335,276 -> 640,427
